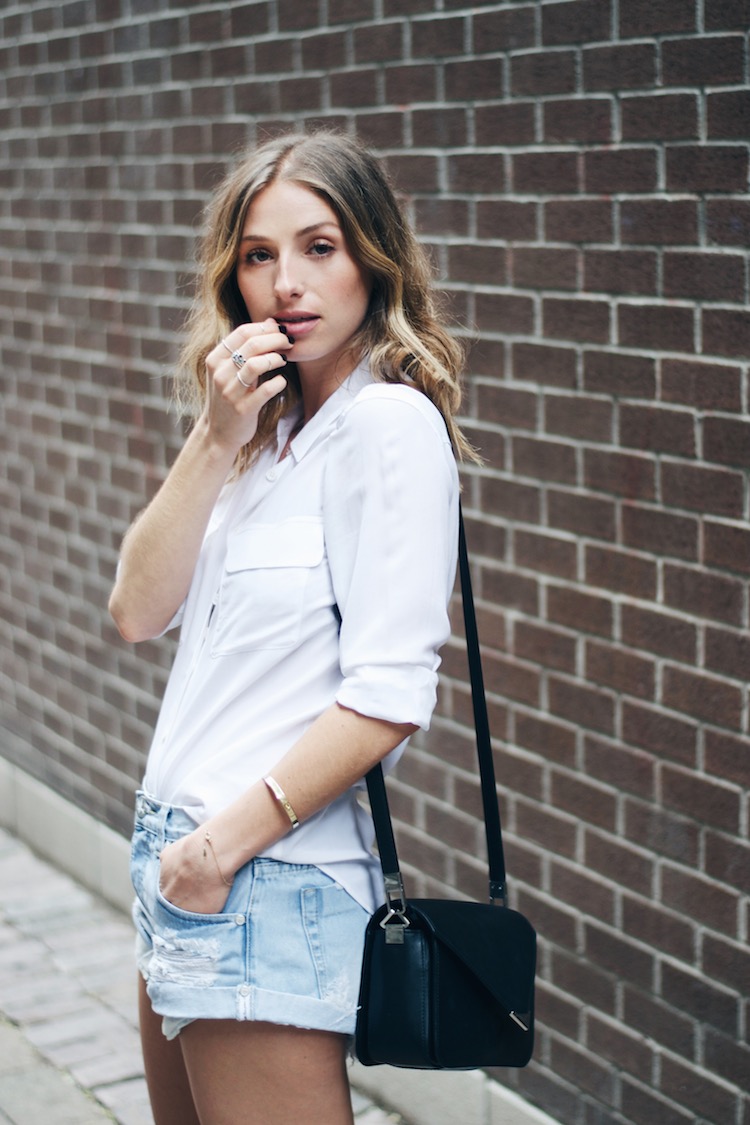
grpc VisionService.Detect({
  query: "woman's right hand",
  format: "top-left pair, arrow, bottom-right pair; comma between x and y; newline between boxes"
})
201,319 -> 293,456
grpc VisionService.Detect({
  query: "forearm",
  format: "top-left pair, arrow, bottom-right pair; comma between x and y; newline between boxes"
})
211,703 -> 416,872
158,703 -> 415,914
109,417 -> 235,642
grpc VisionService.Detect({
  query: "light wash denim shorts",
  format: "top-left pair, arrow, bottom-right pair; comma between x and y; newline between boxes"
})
130,792 -> 370,1041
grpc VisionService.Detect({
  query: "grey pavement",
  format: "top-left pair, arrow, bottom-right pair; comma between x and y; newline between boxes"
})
0,827 -> 407,1125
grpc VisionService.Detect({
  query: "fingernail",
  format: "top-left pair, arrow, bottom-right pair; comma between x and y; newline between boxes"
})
277,323 -> 290,335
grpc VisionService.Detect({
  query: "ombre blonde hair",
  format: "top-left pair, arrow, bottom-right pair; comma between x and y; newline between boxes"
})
177,131 -> 477,470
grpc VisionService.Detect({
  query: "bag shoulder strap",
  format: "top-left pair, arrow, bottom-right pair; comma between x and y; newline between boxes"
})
366,501 -> 507,910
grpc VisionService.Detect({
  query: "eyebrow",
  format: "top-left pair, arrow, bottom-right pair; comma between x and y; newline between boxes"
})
239,221 -> 340,243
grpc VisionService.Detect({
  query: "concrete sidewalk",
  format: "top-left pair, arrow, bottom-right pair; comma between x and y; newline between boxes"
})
0,827 -> 406,1125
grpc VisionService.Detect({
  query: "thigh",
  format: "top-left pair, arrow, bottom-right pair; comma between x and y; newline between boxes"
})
180,1018 -> 354,1125
138,975 -> 201,1125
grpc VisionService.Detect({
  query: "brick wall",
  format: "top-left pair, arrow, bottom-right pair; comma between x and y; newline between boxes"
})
1,3 -> 748,1124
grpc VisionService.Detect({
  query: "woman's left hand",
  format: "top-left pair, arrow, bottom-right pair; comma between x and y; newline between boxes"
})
158,831 -> 234,915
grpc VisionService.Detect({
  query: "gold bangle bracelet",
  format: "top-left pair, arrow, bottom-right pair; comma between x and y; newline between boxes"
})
263,775 -> 300,831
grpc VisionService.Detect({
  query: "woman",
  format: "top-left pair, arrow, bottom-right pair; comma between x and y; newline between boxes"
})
110,131 -> 474,1125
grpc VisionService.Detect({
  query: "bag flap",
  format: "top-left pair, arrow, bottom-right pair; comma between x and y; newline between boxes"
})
407,899 -> 536,1024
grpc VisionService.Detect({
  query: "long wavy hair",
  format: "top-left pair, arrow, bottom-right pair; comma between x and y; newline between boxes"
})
177,131 -> 477,470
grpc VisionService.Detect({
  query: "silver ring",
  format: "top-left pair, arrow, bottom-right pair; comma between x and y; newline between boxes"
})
235,369 -> 252,389
221,339 -> 233,355
231,350 -> 246,371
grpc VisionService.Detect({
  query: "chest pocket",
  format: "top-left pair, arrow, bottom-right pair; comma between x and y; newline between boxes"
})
212,517 -> 325,656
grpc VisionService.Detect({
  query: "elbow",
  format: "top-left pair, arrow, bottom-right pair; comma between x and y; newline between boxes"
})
108,590 -> 155,644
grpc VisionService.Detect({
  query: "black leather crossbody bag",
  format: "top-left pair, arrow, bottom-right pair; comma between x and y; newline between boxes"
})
355,506 -> 537,1070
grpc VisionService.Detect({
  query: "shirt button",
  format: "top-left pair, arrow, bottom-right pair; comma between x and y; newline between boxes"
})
239,984 -> 251,996
266,468 -> 278,482
234,914 -> 245,926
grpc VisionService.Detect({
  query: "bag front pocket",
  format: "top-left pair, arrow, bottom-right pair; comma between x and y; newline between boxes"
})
212,517 -> 325,656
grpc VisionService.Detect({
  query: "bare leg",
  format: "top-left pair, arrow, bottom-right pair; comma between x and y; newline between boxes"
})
180,1018 -> 355,1125
138,975 -> 201,1125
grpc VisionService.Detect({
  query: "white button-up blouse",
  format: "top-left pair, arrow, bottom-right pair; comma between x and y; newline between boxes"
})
142,361 -> 460,911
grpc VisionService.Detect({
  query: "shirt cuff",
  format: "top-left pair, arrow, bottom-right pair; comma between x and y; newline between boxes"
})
335,664 -> 438,731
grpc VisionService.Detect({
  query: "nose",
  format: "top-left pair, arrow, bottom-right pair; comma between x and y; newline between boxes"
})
273,254 -> 303,301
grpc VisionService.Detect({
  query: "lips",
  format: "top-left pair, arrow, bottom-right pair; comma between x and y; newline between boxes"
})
275,313 -> 319,337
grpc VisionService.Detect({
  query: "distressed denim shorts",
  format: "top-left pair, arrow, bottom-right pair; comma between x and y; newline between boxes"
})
130,792 -> 370,1041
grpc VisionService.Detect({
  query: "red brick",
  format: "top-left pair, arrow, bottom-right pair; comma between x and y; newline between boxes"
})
585,544 -> 657,598
662,461 -> 744,520
449,243 -> 507,286
584,249 -> 657,295
585,736 -> 655,799
625,795 -> 700,862
662,960 -> 739,1036
661,1053 -> 740,1122
705,625 -> 750,681
550,948 -> 617,1016
705,730 -> 750,788
329,68 -> 378,107
511,50 -> 577,96
449,152 -> 506,193
664,562 -> 744,626
661,867 -> 740,938
663,665 -> 743,729
444,58 -> 504,103
545,199 -> 614,244
514,529 -> 577,580
544,98 -> 613,144
706,199 -> 750,247
545,394 -> 613,442
515,712 -> 578,767
622,897 -> 696,964
513,150 -> 579,194
474,102 -> 535,146
512,342 -> 578,389
353,20 -> 404,63
512,435 -> 577,484
705,832 -> 750,891
664,251 -> 746,302
585,833 -> 654,899
473,6 -> 537,52
583,350 -> 656,398
621,93 -> 698,141
411,14 -> 466,58
550,860 -> 616,923
618,303 -> 694,352
707,89 -> 750,140
620,0 -> 697,35
476,382 -> 536,429
663,764 -> 741,835
704,0 -> 750,29
516,802 -> 578,862
586,640 -> 655,700
548,675 -> 616,735
415,197 -> 469,236
704,416 -> 750,469
482,564 -> 540,616
384,63 -> 437,104
543,297 -> 611,343
620,404 -> 695,457
475,292 -> 534,335
585,922 -> 654,990
667,145 -> 749,193
621,505 -> 699,563
542,0 -> 612,44
662,359 -> 743,413
583,43 -> 657,91
621,198 -> 698,246
514,620 -> 577,673
662,35 -> 745,86
554,772 -> 620,835
584,448 -> 656,500
704,519 -> 750,576
513,247 -> 578,291
584,148 -> 658,194
477,199 -> 537,241
547,489 -> 617,542
547,584 -> 614,638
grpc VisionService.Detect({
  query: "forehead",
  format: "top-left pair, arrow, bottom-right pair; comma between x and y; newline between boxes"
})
242,181 -> 340,236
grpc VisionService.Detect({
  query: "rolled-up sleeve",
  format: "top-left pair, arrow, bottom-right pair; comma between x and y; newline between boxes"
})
323,384 -> 459,729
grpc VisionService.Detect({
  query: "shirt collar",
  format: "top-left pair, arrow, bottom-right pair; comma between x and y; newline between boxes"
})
282,359 -> 374,464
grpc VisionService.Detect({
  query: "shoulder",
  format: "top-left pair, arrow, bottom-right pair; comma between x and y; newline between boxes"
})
338,381 -> 450,448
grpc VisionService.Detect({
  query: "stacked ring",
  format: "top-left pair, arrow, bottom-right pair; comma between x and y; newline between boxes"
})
220,339 -> 233,355
231,351 -> 247,370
